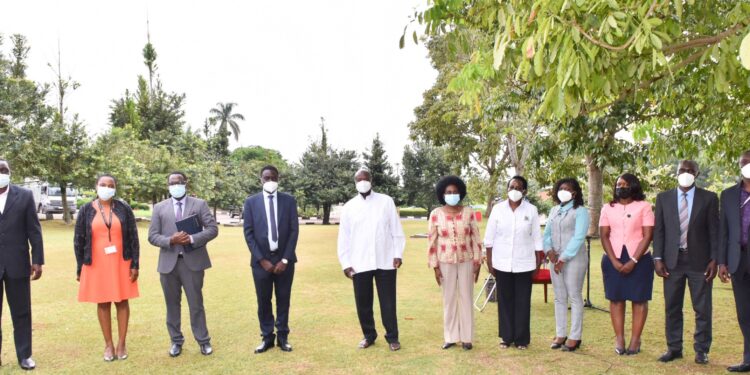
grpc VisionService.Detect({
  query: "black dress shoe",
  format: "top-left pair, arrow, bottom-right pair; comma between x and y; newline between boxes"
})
462,343 -> 473,350
694,352 -> 708,364
441,342 -> 456,350
728,363 -> 750,372
19,357 -> 35,370
169,343 -> 182,357
389,342 -> 401,351
657,350 -> 682,362
200,343 -> 213,355
255,340 -> 275,354
277,338 -> 293,352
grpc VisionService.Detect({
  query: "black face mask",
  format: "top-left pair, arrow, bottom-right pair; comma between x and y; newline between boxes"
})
616,187 -> 633,199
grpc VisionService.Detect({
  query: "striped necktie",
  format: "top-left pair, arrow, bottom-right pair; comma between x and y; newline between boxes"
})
679,193 -> 688,249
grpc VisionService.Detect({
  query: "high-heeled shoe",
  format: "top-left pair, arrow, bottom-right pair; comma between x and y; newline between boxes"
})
103,347 -> 115,362
626,347 -> 641,355
561,340 -> 581,352
550,337 -> 567,349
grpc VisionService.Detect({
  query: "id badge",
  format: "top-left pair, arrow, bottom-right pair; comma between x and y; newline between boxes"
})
104,245 -> 118,255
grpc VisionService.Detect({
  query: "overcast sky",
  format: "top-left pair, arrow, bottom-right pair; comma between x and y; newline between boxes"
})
1,0 -> 436,168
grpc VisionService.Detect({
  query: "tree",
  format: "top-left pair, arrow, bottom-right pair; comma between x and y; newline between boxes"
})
412,1 -> 750,120
362,134 -> 400,203
401,141 -> 453,212
43,42 -> 85,223
409,34 -> 542,215
297,120 -> 358,224
10,34 -> 29,79
208,102 -> 245,156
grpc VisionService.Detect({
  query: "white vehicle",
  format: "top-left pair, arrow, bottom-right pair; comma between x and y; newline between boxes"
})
23,180 -> 78,215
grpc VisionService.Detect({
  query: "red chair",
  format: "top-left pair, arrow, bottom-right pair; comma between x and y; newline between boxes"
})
531,251 -> 551,303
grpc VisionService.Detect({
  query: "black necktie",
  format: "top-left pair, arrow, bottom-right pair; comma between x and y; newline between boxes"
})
268,195 -> 278,242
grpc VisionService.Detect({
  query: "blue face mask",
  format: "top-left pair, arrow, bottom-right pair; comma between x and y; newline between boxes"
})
445,194 -> 461,206
169,184 -> 187,199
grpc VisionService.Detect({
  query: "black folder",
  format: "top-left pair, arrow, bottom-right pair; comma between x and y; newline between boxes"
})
176,215 -> 201,252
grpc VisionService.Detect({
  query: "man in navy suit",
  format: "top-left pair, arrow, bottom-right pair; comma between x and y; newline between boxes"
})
719,150 -> 750,372
243,165 -> 299,354
0,159 -> 43,370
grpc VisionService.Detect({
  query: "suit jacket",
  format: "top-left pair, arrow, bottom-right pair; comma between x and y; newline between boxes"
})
148,196 -> 218,274
243,191 -> 299,268
653,187 -> 719,271
0,185 -> 44,278
719,183 -> 750,274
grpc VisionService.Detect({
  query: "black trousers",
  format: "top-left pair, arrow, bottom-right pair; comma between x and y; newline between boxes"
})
732,251 -> 750,363
663,251 -> 712,353
0,274 -> 32,361
495,270 -> 533,346
252,255 -> 295,341
353,269 -> 398,343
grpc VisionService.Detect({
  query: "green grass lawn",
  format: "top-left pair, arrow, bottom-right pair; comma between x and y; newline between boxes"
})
2,220 -> 742,374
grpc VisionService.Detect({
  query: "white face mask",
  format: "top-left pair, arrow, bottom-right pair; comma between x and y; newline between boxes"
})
97,186 -> 116,201
0,173 -> 9,189
169,184 -> 187,199
743,164 -> 750,179
356,180 -> 372,194
507,189 -> 523,202
263,181 -> 278,193
677,173 -> 695,188
557,190 -> 573,203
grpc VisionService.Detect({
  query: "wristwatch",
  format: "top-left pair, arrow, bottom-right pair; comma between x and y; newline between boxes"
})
281,258 -> 289,264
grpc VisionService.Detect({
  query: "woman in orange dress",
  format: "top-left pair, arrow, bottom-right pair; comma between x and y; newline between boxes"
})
74,174 -> 140,362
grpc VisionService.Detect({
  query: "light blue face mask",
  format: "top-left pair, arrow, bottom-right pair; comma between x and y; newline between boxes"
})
169,184 -> 187,199
445,194 -> 461,206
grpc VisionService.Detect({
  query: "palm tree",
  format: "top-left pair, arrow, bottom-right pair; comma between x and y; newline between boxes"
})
209,102 -> 245,142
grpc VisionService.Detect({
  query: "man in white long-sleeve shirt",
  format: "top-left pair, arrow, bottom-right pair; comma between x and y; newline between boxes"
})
337,168 -> 405,351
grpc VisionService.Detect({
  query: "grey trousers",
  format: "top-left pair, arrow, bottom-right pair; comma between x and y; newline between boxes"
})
160,257 -> 211,345
663,251 -> 712,353
550,249 -> 587,340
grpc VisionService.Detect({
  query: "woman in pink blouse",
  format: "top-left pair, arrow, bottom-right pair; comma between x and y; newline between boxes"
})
599,173 -> 654,356
428,176 -> 482,350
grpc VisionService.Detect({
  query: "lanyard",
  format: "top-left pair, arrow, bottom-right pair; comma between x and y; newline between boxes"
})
97,199 -> 113,243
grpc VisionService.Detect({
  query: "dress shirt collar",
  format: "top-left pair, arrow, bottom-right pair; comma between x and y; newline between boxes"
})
265,190 -> 277,199
677,186 -> 695,199
357,191 -> 375,201
172,196 -> 187,205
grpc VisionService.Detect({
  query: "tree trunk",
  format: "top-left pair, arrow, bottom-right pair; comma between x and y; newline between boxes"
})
322,204 -> 331,225
484,164 -> 501,218
586,155 -> 604,238
60,182 -> 72,224
213,203 -> 218,219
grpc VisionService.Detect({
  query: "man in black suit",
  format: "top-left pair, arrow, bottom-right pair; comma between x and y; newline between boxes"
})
719,150 -> 750,372
243,165 -> 299,354
0,159 -> 44,370
653,160 -> 718,365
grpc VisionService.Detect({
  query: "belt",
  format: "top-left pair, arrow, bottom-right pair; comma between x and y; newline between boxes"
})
178,253 -> 184,258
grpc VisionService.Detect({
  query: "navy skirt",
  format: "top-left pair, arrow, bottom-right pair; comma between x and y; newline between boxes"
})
601,246 -> 654,302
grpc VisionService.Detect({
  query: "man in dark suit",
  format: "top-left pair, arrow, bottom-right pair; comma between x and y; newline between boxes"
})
243,165 -> 299,353
719,150 -> 750,372
148,172 -> 218,357
0,159 -> 43,370
653,160 -> 718,365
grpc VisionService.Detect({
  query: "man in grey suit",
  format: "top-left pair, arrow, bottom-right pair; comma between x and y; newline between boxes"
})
719,150 -> 750,373
653,160 -> 718,365
148,172 -> 218,357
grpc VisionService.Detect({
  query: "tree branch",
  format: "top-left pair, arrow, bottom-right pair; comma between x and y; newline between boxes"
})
663,19 -> 750,55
